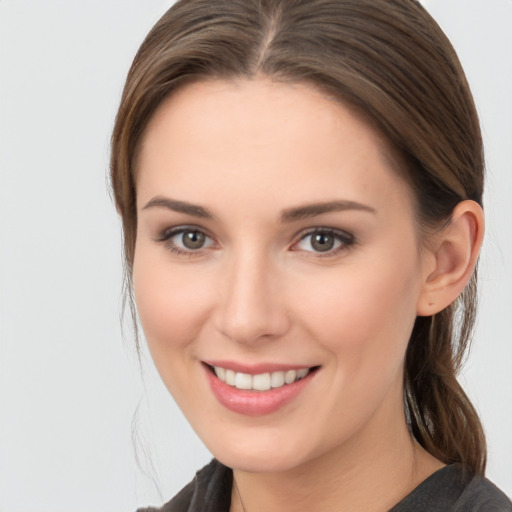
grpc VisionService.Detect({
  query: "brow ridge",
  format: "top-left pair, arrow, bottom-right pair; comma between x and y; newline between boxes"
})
142,196 -> 375,222
142,196 -> 214,219
280,200 -> 376,222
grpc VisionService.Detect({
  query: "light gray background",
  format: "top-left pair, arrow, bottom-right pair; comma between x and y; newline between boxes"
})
0,1 -> 511,510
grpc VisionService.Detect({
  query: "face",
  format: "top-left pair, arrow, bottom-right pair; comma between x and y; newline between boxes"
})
133,78 -> 431,474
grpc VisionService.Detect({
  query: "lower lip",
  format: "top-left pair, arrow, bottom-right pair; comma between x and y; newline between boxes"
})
203,365 -> 317,416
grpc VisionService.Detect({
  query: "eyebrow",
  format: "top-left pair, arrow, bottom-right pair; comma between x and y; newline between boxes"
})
142,196 -> 376,222
142,196 -> 214,219
280,200 -> 376,222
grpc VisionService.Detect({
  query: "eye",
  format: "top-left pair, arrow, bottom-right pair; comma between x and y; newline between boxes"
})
157,226 -> 215,254
293,228 -> 354,255
178,229 -> 209,250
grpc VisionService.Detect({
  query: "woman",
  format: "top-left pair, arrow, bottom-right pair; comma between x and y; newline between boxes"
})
110,0 -> 512,510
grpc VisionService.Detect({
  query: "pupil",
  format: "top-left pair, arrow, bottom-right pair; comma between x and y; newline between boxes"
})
312,232 -> 334,252
183,230 -> 205,249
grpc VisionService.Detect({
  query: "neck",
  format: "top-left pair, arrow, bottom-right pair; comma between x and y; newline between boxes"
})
230,407 -> 443,512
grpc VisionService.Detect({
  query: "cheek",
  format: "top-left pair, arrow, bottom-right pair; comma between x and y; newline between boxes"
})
291,251 -> 421,374
132,246 -> 221,411
282,252 -> 422,447
132,246 -> 213,355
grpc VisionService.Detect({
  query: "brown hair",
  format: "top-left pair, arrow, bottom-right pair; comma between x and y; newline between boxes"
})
111,0 -> 486,474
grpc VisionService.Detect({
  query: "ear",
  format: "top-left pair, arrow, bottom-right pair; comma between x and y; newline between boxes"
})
417,200 -> 484,317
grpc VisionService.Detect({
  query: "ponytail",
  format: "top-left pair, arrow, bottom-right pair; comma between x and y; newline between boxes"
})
405,274 -> 486,474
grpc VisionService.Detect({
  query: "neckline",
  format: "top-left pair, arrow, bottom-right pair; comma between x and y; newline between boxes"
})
387,463 -> 470,511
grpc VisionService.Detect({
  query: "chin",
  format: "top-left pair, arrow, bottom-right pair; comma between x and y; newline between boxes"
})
203,429 -> 316,474
217,449 -> 307,474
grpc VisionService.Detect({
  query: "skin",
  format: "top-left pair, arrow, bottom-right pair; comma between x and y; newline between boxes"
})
133,78 -> 483,511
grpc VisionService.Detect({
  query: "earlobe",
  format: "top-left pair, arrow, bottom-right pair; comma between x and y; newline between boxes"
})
417,200 -> 484,317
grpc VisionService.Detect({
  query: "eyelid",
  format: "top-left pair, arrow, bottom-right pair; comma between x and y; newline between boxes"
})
155,225 -> 217,254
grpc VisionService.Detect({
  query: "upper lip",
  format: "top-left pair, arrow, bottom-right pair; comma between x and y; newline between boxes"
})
203,360 -> 318,375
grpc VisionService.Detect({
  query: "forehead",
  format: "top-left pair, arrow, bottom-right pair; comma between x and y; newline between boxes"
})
136,78 -> 413,217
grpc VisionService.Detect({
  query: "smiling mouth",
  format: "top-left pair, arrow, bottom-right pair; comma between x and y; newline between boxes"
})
205,364 -> 320,391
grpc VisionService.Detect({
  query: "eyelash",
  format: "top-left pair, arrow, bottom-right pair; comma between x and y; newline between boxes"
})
155,226 -> 356,257
155,226 -> 217,256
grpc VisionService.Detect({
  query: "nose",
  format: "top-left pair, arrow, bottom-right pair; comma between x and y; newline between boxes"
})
213,248 -> 290,345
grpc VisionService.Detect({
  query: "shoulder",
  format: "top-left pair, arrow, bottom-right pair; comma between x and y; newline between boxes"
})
390,464 -> 512,512
454,472 -> 512,512
136,459 -> 232,512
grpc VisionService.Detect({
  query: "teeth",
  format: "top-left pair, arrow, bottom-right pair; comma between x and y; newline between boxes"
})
213,366 -> 311,391
284,370 -> 297,384
253,373 -> 271,391
297,368 -> 309,379
271,371 -> 285,388
235,372 -> 252,390
214,366 -> 226,381
225,369 -> 236,386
